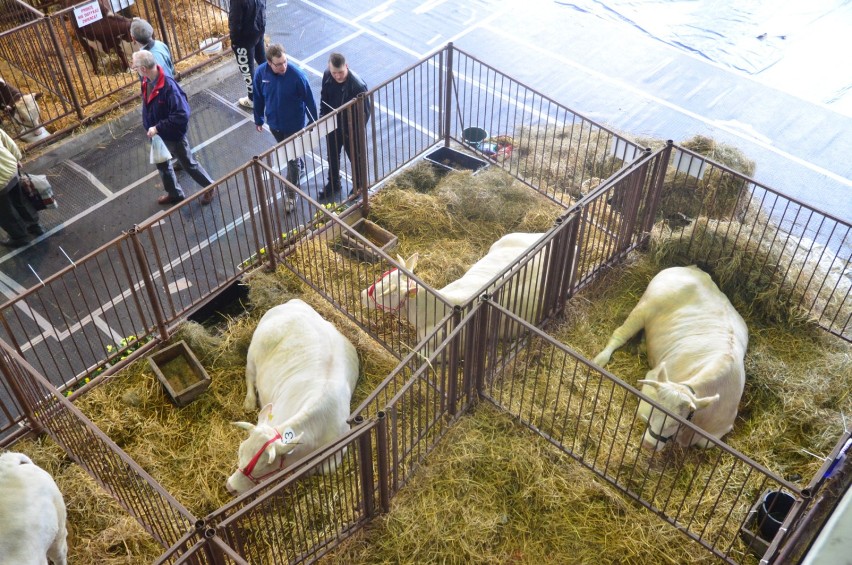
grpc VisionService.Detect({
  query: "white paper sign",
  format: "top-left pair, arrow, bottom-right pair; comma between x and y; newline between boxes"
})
110,0 -> 135,11
73,0 -> 103,27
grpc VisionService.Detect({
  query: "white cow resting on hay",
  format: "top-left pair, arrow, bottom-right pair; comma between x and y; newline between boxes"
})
593,265 -> 748,451
227,299 -> 359,494
0,452 -> 68,565
361,232 -> 547,342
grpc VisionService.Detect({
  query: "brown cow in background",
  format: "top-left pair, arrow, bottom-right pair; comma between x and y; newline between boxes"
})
66,0 -> 134,73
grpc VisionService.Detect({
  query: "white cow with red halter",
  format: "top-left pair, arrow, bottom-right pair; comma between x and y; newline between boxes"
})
226,299 -> 359,495
593,265 -> 748,451
0,452 -> 68,565
361,232 -> 547,342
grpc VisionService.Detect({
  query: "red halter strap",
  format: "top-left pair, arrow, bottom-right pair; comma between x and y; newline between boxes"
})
366,268 -> 415,313
240,431 -> 285,484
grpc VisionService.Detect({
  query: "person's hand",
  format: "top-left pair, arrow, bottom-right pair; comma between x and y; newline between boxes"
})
147,126 -> 158,138
256,125 -> 264,133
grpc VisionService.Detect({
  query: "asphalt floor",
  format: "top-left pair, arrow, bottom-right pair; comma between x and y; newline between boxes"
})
2,0 -> 850,300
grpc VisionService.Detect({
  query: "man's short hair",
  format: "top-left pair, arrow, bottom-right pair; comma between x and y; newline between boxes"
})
130,18 -> 154,44
132,49 -> 157,70
328,52 -> 346,68
266,44 -> 286,61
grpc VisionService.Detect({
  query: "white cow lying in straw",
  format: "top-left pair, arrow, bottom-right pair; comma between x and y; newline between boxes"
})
593,265 -> 748,451
361,232 -> 546,341
0,452 -> 68,565
227,299 -> 359,494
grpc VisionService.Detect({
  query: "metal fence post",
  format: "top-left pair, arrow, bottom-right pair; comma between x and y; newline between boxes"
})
251,158 -> 278,271
375,411 -> 390,512
355,415 -> 376,517
0,351 -> 42,435
354,93 -> 371,211
447,305 -> 462,416
640,140 -> 674,239
127,225 -> 170,341
45,14 -> 84,120
442,43 -> 454,147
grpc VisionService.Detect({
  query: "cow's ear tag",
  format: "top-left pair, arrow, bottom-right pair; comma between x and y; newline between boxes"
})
282,427 -> 297,455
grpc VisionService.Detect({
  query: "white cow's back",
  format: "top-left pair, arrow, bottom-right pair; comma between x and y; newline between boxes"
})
642,266 -> 748,376
249,299 -> 359,417
439,233 -> 544,304
0,452 -> 67,565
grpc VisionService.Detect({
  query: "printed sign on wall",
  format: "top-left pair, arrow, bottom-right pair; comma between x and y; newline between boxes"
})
73,0 -> 103,27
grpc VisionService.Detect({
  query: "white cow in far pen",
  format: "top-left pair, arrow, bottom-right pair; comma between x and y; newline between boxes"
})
361,232 -> 547,342
593,265 -> 748,451
227,299 -> 359,495
0,452 -> 68,565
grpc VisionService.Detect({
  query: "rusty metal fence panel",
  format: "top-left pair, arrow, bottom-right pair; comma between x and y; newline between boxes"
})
208,417 -> 387,565
447,45 -> 645,207
0,341 -> 199,549
478,301 -> 806,565
654,146 -> 852,340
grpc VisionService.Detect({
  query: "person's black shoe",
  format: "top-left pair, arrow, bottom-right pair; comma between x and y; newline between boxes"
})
318,181 -> 341,200
0,237 -> 29,248
28,224 -> 46,236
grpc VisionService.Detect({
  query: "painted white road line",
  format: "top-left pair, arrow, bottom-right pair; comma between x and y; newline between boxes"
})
65,159 -> 113,197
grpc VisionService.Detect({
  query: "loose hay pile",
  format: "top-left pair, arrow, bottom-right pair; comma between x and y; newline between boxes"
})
367,164 -> 564,288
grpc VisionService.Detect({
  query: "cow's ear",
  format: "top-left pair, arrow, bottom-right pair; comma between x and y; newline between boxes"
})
693,394 -> 719,410
657,362 -> 669,383
258,403 -> 274,422
265,444 -> 277,465
233,421 -> 255,431
406,253 -> 419,272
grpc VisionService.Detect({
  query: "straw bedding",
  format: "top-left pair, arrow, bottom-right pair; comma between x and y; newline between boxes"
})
10,155 -> 851,563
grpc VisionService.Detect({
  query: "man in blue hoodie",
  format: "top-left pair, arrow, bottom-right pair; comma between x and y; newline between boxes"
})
133,50 -> 215,205
253,44 -> 317,195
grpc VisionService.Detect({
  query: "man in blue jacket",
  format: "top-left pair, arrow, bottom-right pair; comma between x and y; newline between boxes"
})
253,44 -> 317,200
133,50 -> 215,205
229,0 -> 266,109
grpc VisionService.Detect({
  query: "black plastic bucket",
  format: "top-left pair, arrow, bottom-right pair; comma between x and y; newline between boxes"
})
462,127 -> 488,148
756,491 -> 795,540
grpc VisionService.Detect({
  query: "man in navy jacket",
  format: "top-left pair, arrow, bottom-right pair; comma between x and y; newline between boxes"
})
133,50 -> 215,205
253,44 -> 317,197
318,52 -> 370,199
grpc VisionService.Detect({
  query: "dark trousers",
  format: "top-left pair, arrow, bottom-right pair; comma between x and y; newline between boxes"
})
270,128 -> 301,195
232,39 -> 266,97
0,178 -> 39,241
156,136 -> 214,199
325,130 -> 353,189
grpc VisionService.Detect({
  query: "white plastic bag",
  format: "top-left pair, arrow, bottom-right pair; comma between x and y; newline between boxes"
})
27,174 -> 58,209
149,135 -> 172,164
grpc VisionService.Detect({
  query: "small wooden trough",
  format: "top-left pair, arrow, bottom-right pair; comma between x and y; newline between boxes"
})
147,341 -> 211,407
336,217 -> 399,263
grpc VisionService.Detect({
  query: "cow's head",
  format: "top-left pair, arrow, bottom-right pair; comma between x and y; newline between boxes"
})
636,363 -> 718,451
226,404 -> 304,495
8,93 -> 50,142
361,253 -> 420,313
